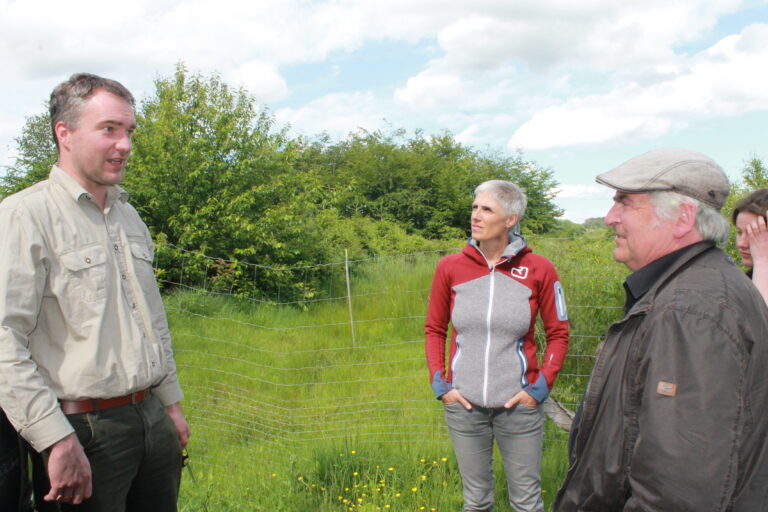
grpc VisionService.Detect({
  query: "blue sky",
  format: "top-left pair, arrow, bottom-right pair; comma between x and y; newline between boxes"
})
1,0 -> 766,222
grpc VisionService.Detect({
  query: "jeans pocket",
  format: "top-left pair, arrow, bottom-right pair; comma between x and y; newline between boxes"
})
67,413 -> 96,451
443,401 -> 466,412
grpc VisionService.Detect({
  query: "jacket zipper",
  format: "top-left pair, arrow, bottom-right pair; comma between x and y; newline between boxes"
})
482,267 -> 495,406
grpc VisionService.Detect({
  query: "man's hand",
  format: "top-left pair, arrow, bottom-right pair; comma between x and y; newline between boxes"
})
504,390 -> 539,409
44,433 -> 92,504
166,402 -> 190,447
441,389 -> 472,410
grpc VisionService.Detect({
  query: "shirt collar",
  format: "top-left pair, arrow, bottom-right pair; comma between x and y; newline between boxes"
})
623,245 -> 691,312
49,165 -> 129,206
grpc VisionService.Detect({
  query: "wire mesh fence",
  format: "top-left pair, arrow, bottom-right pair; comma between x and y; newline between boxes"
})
159,235 -> 627,485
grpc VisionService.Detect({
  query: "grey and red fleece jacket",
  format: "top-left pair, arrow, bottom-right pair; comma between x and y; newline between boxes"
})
425,235 -> 569,407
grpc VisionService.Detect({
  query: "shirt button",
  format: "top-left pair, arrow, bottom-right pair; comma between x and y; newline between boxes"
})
132,302 -> 136,309
85,257 -> 91,264
121,274 -> 126,280
113,244 -> 119,251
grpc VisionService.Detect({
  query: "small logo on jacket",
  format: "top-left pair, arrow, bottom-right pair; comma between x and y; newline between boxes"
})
511,266 -> 528,279
657,381 -> 677,397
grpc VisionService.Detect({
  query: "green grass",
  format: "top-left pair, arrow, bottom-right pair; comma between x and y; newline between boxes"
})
171,238 -> 625,511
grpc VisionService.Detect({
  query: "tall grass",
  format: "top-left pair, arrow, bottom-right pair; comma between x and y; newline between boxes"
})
172,235 -> 626,511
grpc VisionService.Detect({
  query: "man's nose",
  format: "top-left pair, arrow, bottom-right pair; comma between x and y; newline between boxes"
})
604,204 -> 619,226
115,132 -> 131,153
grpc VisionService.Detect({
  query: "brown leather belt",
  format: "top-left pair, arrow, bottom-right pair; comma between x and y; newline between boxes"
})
59,390 -> 148,414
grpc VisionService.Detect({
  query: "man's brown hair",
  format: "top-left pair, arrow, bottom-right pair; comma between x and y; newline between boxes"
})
49,73 -> 135,148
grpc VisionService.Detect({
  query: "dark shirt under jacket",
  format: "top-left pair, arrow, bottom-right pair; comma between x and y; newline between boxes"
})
623,246 -> 690,312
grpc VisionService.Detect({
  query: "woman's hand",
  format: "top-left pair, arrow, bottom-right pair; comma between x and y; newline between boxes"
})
747,215 -> 768,305
504,390 -> 539,409
441,389 -> 472,410
747,215 -> 768,267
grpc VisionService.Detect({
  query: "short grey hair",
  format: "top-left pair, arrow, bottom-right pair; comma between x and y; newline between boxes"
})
474,180 -> 527,220
49,73 -> 135,148
650,191 -> 730,244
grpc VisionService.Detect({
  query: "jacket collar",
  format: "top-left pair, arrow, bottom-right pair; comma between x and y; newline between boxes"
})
624,245 -> 691,312
626,241 -> 717,316
464,232 -> 530,266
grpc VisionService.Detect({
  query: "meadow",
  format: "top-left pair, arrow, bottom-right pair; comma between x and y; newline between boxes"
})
169,231 -> 627,511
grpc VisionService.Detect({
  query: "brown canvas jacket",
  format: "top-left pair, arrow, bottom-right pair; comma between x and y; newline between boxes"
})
554,242 -> 768,512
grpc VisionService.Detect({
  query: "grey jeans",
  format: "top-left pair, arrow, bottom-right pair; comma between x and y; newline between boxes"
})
444,402 -> 544,512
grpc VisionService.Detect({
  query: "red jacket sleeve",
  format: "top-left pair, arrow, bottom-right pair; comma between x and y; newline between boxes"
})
425,258 -> 453,398
536,257 -> 569,390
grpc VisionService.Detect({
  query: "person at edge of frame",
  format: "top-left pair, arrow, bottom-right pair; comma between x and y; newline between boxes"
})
1,408 -> 33,512
0,73 -> 190,511
733,188 -> 768,304
553,148 -> 768,511
425,179 -> 570,512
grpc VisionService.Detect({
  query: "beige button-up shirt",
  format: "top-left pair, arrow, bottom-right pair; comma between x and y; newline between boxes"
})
0,166 -> 183,452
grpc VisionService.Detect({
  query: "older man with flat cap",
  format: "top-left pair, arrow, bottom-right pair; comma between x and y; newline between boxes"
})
554,148 -> 768,511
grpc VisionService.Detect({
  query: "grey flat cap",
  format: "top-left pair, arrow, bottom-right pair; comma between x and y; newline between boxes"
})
596,148 -> 730,210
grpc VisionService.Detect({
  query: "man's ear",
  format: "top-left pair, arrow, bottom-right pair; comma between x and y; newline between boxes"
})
53,121 -> 70,152
674,201 -> 698,238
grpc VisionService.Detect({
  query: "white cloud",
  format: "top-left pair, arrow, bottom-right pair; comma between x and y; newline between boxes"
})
0,0 -> 765,201
455,124 -> 481,145
509,23 -> 768,150
553,186 -> 615,222
390,0 -> 746,122
555,184 -> 614,199
226,61 -> 288,103
393,70 -> 467,110
275,92 -> 386,139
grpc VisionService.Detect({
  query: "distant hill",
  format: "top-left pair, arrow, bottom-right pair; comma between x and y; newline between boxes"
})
583,217 -> 605,228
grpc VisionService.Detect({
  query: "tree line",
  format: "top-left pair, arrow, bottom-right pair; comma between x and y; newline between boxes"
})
3,64 -> 763,301
1,64 -> 564,302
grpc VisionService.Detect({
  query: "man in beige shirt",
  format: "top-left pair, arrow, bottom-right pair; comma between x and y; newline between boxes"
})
0,73 -> 189,511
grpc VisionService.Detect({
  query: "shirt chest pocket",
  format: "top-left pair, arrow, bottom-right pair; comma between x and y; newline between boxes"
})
59,244 -> 108,301
128,237 -> 155,288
